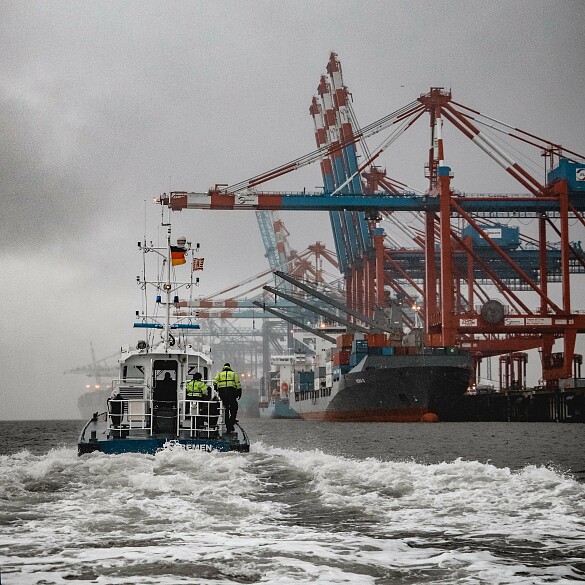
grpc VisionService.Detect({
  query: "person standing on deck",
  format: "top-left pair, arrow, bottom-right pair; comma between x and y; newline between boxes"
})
213,363 -> 241,433
108,388 -> 123,428
186,372 -> 210,431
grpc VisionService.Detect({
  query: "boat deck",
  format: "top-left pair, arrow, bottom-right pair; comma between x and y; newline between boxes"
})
78,402 -> 250,455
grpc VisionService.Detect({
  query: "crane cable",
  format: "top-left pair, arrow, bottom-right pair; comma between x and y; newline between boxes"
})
226,99 -> 423,194
329,107 -> 425,196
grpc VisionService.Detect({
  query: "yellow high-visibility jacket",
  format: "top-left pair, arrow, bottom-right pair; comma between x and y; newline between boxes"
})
213,367 -> 241,390
186,379 -> 209,399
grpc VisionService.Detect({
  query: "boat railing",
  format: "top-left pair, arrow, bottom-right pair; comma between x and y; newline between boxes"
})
107,379 -> 151,434
106,380 -> 227,438
107,398 -> 152,433
178,399 -> 225,438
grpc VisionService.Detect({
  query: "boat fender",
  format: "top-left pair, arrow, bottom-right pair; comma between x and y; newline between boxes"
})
281,383 -> 288,392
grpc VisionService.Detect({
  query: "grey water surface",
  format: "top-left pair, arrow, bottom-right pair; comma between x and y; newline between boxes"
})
0,419 -> 583,584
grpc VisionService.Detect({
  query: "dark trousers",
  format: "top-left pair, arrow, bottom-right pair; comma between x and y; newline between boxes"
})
108,397 -> 123,428
218,387 -> 238,432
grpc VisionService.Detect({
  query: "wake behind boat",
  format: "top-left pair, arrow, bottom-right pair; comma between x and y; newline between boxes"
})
78,221 -> 250,455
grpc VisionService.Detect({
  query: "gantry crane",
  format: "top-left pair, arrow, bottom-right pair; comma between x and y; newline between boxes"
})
257,206 -> 339,287
160,54 -> 585,390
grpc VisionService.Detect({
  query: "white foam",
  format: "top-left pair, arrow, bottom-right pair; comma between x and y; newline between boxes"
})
0,444 -> 583,584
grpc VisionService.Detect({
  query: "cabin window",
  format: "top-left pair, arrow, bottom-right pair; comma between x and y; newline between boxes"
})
188,365 -> 209,380
123,364 -> 144,381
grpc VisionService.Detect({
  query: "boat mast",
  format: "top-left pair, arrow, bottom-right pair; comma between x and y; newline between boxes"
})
163,211 -> 173,352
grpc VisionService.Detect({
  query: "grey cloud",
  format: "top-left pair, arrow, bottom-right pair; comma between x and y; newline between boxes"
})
0,0 -> 584,419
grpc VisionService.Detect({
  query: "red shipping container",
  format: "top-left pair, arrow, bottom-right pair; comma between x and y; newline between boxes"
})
336,334 -> 354,349
332,350 -> 351,365
366,333 -> 387,347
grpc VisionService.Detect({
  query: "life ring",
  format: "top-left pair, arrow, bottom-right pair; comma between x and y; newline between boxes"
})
281,382 -> 289,392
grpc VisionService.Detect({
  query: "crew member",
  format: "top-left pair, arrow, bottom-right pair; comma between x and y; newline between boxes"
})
186,372 -> 210,431
108,388 -> 123,428
213,363 -> 241,433
156,372 -> 176,403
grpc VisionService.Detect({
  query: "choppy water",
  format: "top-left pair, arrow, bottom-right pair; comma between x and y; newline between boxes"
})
0,419 -> 583,584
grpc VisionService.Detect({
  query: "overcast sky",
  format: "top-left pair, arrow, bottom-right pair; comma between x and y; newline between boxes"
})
1,1 -> 584,420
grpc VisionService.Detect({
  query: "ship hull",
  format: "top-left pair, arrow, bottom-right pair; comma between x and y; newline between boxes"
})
293,354 -> 472,422
259,397 -> 300,419
78,414 -> 249,455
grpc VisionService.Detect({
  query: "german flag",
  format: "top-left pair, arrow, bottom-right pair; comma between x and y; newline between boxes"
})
171,246 -> 186,266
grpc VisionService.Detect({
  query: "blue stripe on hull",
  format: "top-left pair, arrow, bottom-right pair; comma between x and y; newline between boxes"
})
79,438 -> 248,455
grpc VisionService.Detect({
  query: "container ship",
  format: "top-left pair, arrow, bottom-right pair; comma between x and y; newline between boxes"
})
290,330 -> 473,422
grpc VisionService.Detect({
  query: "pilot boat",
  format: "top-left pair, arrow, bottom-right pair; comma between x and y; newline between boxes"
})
78,222 -> 250,455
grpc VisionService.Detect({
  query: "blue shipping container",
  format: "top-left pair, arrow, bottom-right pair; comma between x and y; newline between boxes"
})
461,224 -> 519,249
547,158 -> 585,193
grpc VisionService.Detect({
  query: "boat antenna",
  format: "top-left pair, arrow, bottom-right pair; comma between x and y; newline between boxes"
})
142,199 -> 148,328
163,218 -> 172,352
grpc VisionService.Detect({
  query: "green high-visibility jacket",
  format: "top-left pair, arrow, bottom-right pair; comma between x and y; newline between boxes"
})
213,367 -> 241,390
186,379 -> 209,399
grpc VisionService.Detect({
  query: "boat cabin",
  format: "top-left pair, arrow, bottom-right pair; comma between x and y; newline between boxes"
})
108,344 -> 219,439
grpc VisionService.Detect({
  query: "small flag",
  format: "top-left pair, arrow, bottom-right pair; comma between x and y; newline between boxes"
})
171,246 -> 186,266
192,258 -> 205,271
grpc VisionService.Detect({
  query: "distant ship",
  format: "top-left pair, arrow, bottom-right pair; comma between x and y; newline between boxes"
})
259,355 -> 300,419
77,387 -> 110,420
259,396 -> 299,419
